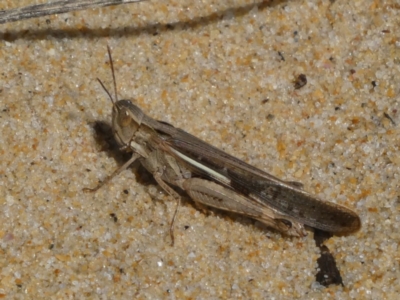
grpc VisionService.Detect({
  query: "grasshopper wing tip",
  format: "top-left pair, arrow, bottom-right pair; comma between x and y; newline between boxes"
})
336,212 -> 362,235
349,214 -> 362,233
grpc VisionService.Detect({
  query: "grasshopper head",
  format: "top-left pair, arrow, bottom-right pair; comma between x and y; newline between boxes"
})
112,100 -> 144,148
97,46 -> 147,150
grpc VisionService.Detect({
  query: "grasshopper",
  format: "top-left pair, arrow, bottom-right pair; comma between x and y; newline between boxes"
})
85,47 -> 361,244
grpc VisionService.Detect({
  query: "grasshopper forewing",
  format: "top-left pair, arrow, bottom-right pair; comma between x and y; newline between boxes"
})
162,133 -> 361,234
86,47 -> 361,244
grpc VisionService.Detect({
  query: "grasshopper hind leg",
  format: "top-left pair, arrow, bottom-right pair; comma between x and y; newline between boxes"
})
182,178 -> 307,237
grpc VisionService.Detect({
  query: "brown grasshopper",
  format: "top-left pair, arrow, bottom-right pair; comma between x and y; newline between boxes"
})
85,47 -> 361,244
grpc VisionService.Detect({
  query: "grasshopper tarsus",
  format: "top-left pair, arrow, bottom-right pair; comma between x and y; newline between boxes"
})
84,153 -> 140,193
83,179 -> 112,193
82,186 -> 100,193
169,198 -> 181,247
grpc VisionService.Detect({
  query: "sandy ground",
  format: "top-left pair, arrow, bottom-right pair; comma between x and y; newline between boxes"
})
0,0 -> 399,298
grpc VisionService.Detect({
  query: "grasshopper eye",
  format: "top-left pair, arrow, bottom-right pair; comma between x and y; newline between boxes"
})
119,109 -> 133,127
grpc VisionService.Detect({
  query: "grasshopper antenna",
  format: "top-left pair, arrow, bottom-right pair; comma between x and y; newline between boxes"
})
108,45 -> 119,103
97,45 -> 118,105
97,78 -> 114,105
